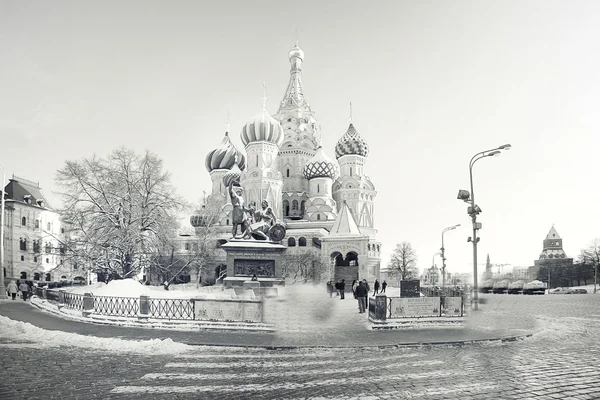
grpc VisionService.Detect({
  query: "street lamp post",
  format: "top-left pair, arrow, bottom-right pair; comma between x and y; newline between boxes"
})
458,144 -> 511,310
441,224 -> 461,294
0,161 -> 7,299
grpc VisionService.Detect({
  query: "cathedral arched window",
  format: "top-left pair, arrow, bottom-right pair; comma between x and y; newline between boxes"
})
298,237 -> 307,247
21,217 -> 26,226
283,200 -> 290,216
292,200 -> 298,211
317,184 -> 320,193
350,168 -> 352,177
226,219 -> 230,225
286,169 -> 290,177
316,214 -> 321,221
287,237 -> 296,247
300,200 -> 305,215
256,155 -> 259,167
368,244 -> 371,251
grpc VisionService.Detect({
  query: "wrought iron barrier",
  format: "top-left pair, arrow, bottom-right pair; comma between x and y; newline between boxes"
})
63,292 -> 84,311
94,296 -> 140,317
148,298 -> 195,320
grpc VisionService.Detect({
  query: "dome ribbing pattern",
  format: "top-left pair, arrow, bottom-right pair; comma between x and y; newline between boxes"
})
205,132 -> 246,173
303,146 -> 339,180
241,109 -> 284,148
334,123 -> 369,159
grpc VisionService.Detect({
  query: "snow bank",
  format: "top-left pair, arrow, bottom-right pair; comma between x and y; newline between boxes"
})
0,315 -> 193,355
61,279 -> 241,300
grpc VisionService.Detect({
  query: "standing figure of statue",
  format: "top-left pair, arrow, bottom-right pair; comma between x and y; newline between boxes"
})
228,181 -> 249,239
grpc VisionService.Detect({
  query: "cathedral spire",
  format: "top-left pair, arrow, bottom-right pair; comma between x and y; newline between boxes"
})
278,43 -> 311,113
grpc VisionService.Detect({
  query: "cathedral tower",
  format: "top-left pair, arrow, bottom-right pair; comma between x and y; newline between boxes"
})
302,143 -> 339,221
240,100 -> 285,220
274,43 -> 319,219
332,122 -> 377,232
204,132 -> 246,210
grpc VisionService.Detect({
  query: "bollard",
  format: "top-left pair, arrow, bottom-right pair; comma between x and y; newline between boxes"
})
139,295 -> 150,320
58,290 -> 66,306
374,294 -> 387,321
42,287 -> 47,299
82,293 -> 94,317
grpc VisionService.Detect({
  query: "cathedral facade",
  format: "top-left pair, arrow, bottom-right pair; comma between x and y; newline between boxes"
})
192,43 -> 381,284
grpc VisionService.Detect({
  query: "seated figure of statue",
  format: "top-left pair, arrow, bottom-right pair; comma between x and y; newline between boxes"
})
248,200 -> 276,241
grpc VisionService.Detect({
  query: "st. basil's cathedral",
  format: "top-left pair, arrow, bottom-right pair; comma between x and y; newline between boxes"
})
190,43 -> 382,284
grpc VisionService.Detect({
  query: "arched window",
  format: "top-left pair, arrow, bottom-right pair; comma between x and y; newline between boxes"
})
45,273 -> 51,281
34,272 -> 40,281
47,222 -> 51,231
350,167 -> 352,177
21,238 -> 27,251
300,200 -> 305,215
287,237 -> 296,247
21,217 -> 26,226
299,237 -> 307,247
35,220 -> 39,229
46,258 -> 50,263
185,243 -> 190,251
20,271 -> 27,279
283,200 -> 290,216
286,169 -> 290,177
226,219 -> 230,225
316,214 -> 321,221
377,245 -> 380,251
368,244 -> 371,251
317,184 -> 320,193
292,200 -> 298,211
256,155 -> 259,167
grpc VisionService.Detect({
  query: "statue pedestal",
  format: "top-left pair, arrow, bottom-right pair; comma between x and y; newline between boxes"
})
222,239 -> 286,288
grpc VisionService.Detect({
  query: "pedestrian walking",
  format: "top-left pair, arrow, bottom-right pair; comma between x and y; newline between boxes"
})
339,279 -> 345,299
355,281 -> 368,313
351,280 -> 358,299
326,281 -> 334,298
374,279 -> 380,295
19,281 -> 30,301
6,280 -> 18,300
381,280 -> 387,293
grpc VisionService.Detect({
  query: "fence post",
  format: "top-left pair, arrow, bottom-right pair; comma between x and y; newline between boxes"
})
82,293 -> 94,317
139,295 -> 150,320
58,290 -> 66,306
374,294 -> 387,321
42,287 -> 47,299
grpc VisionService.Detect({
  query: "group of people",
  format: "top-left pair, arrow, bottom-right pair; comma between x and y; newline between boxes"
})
5,280 -> 34,301
325,278 -> 388,313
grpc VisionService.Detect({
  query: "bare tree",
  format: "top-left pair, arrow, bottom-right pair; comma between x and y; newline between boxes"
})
55,148 -> 186,279
580,238 -> 600,293
388,242 -> 419,282
282,252 -> 324,284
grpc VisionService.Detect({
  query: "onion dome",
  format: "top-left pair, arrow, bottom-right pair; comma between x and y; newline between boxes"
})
205,132 -> 246,173
190,206 -> 210,228
222,162 -> 242,188
241,109 -> 284,148
288,43 -> 304,61
303,146 -> 339,180
334,123 -> 369,159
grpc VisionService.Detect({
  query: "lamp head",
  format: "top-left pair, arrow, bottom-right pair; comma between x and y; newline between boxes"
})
457,190 -> 471,201
488,150 -> 501,157
499,144 -> 512,150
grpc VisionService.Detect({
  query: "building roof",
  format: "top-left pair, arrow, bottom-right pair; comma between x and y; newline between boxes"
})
328,201 -> 362,237
545,225 -> 561,240
3,176 -> 51,209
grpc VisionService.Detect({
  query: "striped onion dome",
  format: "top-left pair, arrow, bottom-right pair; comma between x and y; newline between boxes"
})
303,146 -> 339,180
334,123 -> 369,159
205,132 -> 246,173
222,162 -> 243,188
240,109 -> 284,148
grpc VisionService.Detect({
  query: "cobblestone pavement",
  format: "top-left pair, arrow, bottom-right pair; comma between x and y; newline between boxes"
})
1,294 -> 600,399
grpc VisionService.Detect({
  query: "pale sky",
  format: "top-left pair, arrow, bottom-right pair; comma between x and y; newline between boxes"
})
1,0 -> 599,275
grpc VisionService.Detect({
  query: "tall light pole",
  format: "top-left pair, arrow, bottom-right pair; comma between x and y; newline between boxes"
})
0,161 -> 7,299
457,144 -> 511,310
441,224 -> 461,294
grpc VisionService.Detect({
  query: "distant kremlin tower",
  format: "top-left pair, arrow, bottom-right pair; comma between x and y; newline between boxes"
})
192,43 -> 381,284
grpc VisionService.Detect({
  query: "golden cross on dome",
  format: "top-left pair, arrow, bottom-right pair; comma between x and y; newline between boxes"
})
262,82 -> 267,110
349,101 -> 353,124
226,109 -> 230,132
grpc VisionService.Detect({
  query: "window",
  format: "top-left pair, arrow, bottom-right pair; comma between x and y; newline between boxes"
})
226,219 -> 230,225
286,169 -> 290,177
20,271 -> 27,279
300,200 -> 305,215
350,167 -> 352,177
185,243 -> 191,251
46,258 -> 49,263
34,256 -> 37,263
316,214 -> 321,221
45,273 -> 51,282
287,237 -> 296,247
35,220 -> 39,229
45,243 -> 51,253
34,273 -> 40,281
256,155 -> 259,167
20,256 -> 24,261
283,200 -> 289,216
47,222 -> 51,231
61,228 -> 65,234
299,237 -> 307,247
73,262 -> 78,270
21,217 -> 26,226
292,200 -> 298,211
368,244 -> 371,251
20,238 -> 27,251
317,184 -> 320,193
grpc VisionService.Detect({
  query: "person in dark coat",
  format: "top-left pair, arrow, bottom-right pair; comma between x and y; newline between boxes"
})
19,281 -> 30,301
339,279 -> 345,299
374,280 -> 380,295
381,280 -> 387,293
355,281 -> 368,313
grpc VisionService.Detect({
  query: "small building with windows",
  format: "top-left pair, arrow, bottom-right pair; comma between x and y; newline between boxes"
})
1,176 -> 77,283
187,44 -> 381,285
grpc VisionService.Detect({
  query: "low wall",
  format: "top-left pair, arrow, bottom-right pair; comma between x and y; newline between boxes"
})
369,294 -> 465,321
34,287 -> 264,323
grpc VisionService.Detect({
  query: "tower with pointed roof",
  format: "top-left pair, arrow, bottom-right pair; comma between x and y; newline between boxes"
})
531,225 -> 573,282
